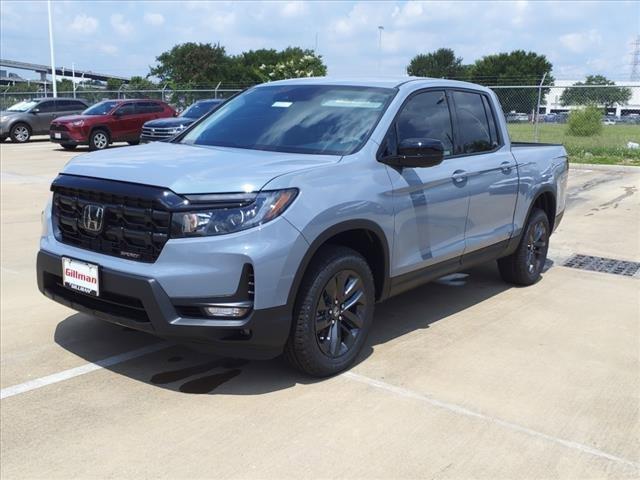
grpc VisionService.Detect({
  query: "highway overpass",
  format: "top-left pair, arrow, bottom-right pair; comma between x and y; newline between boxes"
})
0,59 -> 130,84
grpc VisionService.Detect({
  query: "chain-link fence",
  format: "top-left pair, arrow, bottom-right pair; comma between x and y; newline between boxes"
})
3,83 -> 638,161
0,87 -> 244,112
491,84 -> 640,162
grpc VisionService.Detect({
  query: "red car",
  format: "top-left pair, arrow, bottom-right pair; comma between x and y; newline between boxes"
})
50,99 -> 176,150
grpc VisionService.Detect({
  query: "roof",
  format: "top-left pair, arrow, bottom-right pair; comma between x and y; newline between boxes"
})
255,76 -> 491,92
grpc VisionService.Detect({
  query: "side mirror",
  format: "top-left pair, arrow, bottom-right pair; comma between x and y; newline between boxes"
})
381,138 -> 445,168
31,108 -> 40,114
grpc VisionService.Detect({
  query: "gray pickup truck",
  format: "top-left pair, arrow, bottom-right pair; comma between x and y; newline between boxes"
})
37,78 -> 568,376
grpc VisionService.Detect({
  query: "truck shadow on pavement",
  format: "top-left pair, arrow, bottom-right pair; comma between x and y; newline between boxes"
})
54,262 -> 516,395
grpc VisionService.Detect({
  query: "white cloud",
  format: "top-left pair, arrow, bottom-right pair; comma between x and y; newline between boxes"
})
144,12 -> 165,26
110,13 -> 133,35
69,14 -> 98,34
280,1 -> 307,18
98,43 -> 118,55
559,29 -> 602,54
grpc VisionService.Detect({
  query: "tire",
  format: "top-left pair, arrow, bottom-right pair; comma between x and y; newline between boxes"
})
60,143 -> 77,150
10,123 -> 31,143
498,208 -> 550,286
89,129 -> 109,151
128,140 -> 140,146
0,136 -> 7,142
285,245 -> 375,377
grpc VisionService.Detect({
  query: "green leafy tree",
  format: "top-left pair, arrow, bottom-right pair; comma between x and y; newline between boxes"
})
253,47 -> 326,81
406,48 -> 468,79
149,42 -> 230,87
470,50 -> 554,113
560,75 -> 632,108
55,78 -> 75,94
106,78 -> 124,91
567,106 -> 603,136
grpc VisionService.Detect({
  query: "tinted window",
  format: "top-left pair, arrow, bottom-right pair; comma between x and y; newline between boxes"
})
181,100 -> 221,118
37,101 -> 56,113
181,85 -> 395,155
395,90 -> 454,156
84,101 -> 119,115
452,91 -> 492,154
116,103 -> 136,116
57,100 -> 85,111
136,101 -> 163,113
481,95 -> 499,147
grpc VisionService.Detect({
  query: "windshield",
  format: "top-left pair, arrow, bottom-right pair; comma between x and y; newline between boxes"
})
181,101 -> 219,119
180,85 -> 396,155
82,101 -> 119,116
7,100 -> 39,112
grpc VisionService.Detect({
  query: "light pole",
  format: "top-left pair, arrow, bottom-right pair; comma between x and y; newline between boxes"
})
377,26 -> 384,73
47,0 -> 58,97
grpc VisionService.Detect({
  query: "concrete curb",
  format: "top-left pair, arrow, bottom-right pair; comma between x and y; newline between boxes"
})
569,163 -> 640,173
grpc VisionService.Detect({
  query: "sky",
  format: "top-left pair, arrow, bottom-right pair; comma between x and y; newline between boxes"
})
1,0 -> 639,84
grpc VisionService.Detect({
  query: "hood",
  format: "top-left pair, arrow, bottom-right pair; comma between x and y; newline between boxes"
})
1,111 -> 23,118
143,117 -> 195,128
54,114 -> 97,123
61,141 -> 340,194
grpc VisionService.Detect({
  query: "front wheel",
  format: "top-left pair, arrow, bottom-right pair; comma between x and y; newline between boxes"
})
10,123 -> 31,143
285,245 -> 375,377
89,129 -> 109,151
498,208 -> 550,285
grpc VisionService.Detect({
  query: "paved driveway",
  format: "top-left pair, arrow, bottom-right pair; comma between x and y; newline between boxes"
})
1,140 -> 638,478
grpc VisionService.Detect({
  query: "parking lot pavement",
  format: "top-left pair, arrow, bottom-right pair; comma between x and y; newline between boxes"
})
1,141 -> 639,479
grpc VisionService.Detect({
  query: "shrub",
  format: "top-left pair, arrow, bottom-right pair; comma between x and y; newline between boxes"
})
567,106 -> 603,137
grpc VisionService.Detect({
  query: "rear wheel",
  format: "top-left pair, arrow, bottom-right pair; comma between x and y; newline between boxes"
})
60,143 -> 77,150
498,208 -> 550,285
10,123 -> 31,143
285,245 -> 375,377
89,129 -> 109,151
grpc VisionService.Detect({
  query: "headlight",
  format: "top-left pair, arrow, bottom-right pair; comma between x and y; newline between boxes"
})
171,189 -> 298,238
168,125 -> 186,134
71,120 -> 84,127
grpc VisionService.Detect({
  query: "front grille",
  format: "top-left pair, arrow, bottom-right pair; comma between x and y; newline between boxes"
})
141,126 -> 177,141
50,124 -> 69,132
51,175 -> 183,263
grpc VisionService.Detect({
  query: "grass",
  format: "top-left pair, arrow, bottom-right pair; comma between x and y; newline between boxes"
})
507,123 -> 640,166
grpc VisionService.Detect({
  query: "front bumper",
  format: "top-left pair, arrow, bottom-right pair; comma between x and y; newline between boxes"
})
49,127 -> 87,145
37,250 -> 291,359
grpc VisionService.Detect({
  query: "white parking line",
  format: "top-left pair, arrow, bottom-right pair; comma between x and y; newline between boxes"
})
344,371 -> 640,470
0,342 -> 170,400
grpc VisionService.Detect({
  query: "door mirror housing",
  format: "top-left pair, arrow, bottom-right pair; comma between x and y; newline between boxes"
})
31,108 -> 40,114
381,138 -> 445,168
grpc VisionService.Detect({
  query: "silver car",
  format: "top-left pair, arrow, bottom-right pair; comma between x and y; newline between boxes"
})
0,97 -> 88,143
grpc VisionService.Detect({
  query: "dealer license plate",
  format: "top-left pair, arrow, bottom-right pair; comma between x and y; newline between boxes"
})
62,257 -> 100,296
54,132 -> 61,139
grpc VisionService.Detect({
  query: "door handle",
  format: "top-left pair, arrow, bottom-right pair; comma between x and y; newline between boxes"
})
500,161 -> 513,174
452,170 -> 467,185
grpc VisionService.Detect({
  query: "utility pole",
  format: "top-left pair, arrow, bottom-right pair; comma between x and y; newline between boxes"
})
47,0 -> 58,97
377,26 -> 384,73
631,35 -> 640,81
72,63 -> 76,98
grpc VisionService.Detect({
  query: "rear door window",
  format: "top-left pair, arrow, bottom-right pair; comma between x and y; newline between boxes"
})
452,91 -> 493,154
136,101 -> 163,114
37,101 -> 56,113
394,90 -> 454,157
116,103 -> 136,116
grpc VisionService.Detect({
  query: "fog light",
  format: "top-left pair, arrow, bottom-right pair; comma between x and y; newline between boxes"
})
203,305 -> 250,318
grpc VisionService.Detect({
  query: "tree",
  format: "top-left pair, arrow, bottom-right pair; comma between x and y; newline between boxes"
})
106,78 -> 124,91
55,78 -> 75,94
560,75 -> 632,108
406,48 -> 468,79
150,42 -> 231,87
470,50 -> 554,113
252,47 -> 326,81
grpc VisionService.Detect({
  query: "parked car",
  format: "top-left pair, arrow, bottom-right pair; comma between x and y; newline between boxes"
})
140,99 -> 224,142
37,78 -> 568,377
0,98 -> 88,143
506,112 -> 529,123
49,99 -> 176,150
602,117 -> 617,125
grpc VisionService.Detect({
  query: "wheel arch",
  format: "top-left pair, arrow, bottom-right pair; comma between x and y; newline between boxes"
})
287,220 -> 391,308
529,187 -> 557,232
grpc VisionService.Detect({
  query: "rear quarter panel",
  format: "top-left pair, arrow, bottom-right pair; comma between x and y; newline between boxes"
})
511,144 -> 568,235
